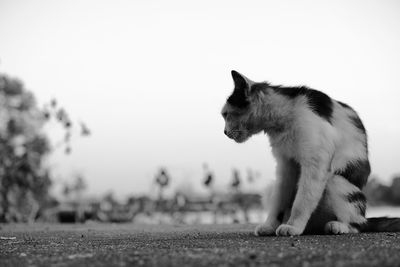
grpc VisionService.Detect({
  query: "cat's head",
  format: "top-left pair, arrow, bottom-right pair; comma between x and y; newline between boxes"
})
221,70 -> 267,143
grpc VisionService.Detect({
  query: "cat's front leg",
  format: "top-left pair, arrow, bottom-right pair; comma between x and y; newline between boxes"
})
255,157 -> 298,236
276,159 -> 330,236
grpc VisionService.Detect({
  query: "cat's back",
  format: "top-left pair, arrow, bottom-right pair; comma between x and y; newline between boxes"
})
274,85 -> 367,146
330,99 -> 367,148
265,82 -> 370,188
329,99 -> 369,185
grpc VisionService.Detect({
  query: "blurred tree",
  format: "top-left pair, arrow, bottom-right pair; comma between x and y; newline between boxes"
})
0,73 -> 89,222
364,175 -> 400,206
390,176 -> 400,205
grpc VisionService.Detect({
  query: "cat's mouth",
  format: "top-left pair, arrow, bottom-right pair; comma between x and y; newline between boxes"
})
226,130 -> 249,143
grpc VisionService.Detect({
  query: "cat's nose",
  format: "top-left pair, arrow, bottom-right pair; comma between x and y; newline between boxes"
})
224,130 -> 228,136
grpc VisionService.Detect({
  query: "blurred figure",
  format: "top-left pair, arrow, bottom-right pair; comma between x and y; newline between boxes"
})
58,175 -> 88,223
80,122 -> 91,137
230,169 -> 252,223
155,167 -> 170,201
247,169 -> 255,184
203,164 -> 214,188
231,169 -> 241,192
203,163 -> 218,223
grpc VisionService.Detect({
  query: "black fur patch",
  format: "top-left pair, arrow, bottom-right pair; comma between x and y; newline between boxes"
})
358,203 -> 367,217
250,82 -> 269,92
272,86 -> 333,123
350,115 -> 366,134
338,101 -> 367,134
334,160 -> 371,189
347,191 -> 366,203
231,70 -> 247,89
347,192 -> 367,216
338,101 -> 352,109
227,89 -> 249,108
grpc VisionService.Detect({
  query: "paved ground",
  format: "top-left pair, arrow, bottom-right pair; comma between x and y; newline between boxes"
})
0,223 -> 400,267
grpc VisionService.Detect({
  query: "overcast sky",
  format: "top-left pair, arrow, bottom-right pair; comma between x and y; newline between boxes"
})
0,0 -> 399,198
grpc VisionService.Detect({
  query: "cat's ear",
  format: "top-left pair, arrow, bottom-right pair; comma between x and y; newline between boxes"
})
231,70 -> 252,91
231,70 -> 254,95
227,70 -> 253,108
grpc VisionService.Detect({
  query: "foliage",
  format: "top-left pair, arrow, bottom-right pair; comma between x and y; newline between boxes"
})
364,175 -> 400,206
0,73 -> 89,222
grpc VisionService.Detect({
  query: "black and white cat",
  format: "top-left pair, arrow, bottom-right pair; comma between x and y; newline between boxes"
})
222,70 -> 400,236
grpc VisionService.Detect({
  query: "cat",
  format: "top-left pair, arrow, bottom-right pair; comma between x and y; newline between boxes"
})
221,70 -> 400,236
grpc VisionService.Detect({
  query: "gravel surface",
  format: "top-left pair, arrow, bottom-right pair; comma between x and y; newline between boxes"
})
0,223 -> 400,266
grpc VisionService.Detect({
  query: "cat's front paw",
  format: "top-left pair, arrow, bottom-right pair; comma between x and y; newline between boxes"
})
276,224 -> 303,236
254,223 -> 276,236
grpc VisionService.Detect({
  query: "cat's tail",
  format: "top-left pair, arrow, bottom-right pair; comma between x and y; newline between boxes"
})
359,217 -> 400,232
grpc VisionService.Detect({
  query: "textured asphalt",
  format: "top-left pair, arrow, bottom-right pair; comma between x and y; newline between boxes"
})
1,223 -> 400,267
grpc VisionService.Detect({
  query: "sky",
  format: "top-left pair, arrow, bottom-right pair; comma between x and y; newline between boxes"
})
0,0 -> 400,198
